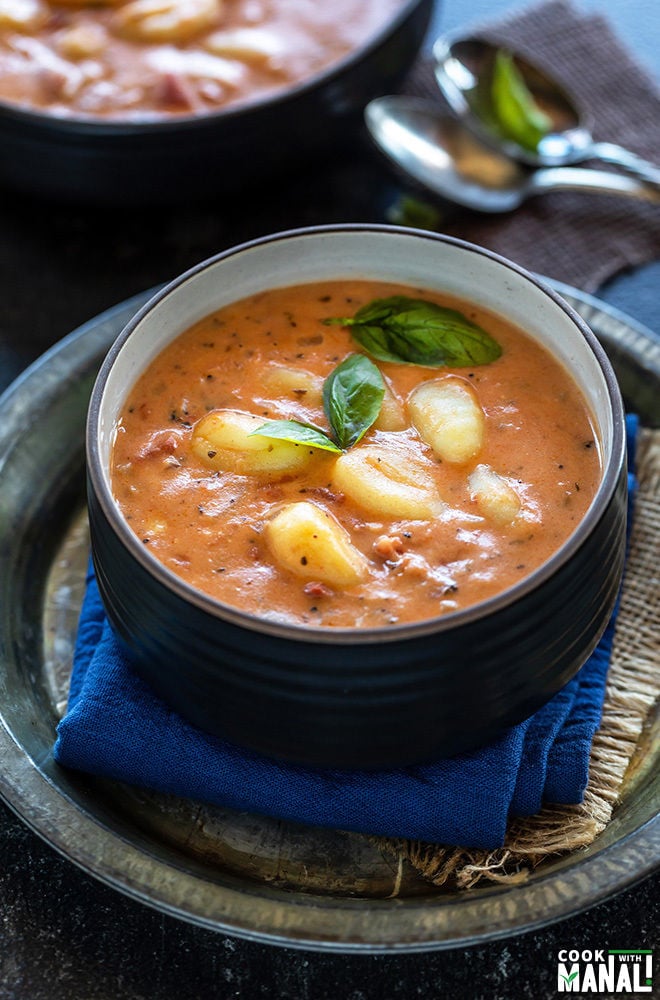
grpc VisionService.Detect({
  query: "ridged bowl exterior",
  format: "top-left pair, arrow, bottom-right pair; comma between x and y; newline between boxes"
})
87,226 -> 628,769
0,0 -> 432,205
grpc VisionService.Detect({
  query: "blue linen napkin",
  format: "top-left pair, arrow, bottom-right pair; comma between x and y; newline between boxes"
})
54,416 -> 638,851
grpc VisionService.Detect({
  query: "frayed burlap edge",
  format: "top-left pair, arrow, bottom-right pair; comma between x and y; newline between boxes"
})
372,428 -> 660,890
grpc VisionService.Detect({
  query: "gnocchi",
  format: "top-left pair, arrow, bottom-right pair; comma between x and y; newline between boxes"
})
191,408 -> 317,476
260,364 -> 324,409
204,27 -> 283,65
0,0 -> 47,31
56,23 -> 107,58
264,502 -> 369,588
373,380 -> 407,432
332,442 -> 444,520
112,0 -> 222,44
468,464 -> 522,525
409,377 -> 484,464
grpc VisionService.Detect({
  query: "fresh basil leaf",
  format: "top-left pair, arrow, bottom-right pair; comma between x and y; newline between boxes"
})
325,296 -> 502,367
490,49 -> 552,152
249,419 -> 342,454
322,353 -> 385,450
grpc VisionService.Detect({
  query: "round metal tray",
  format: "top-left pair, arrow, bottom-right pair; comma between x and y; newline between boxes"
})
0,282 -> 658,952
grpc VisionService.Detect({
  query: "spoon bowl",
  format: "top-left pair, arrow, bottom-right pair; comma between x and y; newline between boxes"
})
433,34 -> 660,187
364,96 -> 660,213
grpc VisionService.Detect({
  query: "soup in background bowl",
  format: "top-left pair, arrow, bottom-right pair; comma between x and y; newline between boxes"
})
87,225 -> 627,768
0,0 -> 432,202
0,0 -> 405,120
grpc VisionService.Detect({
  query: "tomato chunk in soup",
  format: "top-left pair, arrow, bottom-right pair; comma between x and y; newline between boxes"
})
111,280 -> 602,629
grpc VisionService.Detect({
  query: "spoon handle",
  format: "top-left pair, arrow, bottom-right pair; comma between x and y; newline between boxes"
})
588,142 -> 660,189
528,166 -> 660,205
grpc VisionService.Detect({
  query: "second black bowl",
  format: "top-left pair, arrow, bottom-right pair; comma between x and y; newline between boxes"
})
0,0 -> 432,205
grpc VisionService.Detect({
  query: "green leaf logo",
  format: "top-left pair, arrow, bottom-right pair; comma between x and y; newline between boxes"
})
560,971 -> 579,985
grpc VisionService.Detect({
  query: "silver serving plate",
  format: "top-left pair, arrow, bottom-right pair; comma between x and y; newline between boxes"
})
0,283 -> 658,952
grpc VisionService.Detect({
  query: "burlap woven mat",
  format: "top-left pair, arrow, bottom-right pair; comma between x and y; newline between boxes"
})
374,427 -> 660,888
402,0 -> 660,292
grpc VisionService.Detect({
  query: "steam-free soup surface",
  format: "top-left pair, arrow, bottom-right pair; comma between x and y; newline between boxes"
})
111,281 -> 601,629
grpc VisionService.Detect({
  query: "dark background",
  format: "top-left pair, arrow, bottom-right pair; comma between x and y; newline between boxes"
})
0,1 -> 658,996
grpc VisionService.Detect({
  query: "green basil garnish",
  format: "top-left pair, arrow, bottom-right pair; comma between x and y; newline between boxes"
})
324,296 -> 502,367
490,49 -> 552,152
251,354 -> 384,453
322,353 -> 385,450
249,419 -> 342,454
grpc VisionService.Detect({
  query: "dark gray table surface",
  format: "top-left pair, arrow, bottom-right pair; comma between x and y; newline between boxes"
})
0,1 -> 658,997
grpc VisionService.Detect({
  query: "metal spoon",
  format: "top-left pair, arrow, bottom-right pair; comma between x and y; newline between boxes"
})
364,96 -> 660,213
433,34 -> 660,188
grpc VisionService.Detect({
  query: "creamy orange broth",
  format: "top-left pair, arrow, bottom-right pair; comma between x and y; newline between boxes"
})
111,281 -> 602,629
0,0 -> 402,120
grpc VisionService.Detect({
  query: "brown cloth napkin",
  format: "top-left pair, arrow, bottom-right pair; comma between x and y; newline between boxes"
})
403,0 -> 660,291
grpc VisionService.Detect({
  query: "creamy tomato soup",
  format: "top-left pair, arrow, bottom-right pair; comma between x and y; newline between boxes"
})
111,280 -> 602,629
0,0 -> 403,119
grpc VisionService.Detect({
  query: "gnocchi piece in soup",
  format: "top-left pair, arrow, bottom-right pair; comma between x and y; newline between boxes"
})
111,279 -> 602,629
191,408 -> 317,476
409,377 -> 485,464
264,502 -> 370,589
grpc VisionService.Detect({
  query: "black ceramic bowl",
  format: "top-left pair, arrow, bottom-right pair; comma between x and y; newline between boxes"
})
87,225 -> 627,769
0,0 -> 432,205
